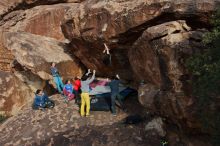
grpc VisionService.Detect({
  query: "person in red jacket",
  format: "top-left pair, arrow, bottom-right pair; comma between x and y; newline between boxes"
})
73,76 -> 81,103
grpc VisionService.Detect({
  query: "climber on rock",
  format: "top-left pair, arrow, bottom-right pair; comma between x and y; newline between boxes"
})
80,69 -> 96,117
50,62 -> 64,94
107,74 -> 125,116
33,89 -> 55,110
102,43 -> 112,66
63,79 -> 75,103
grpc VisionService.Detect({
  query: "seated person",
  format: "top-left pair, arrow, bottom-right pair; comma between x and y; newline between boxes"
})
33,89 -> 54,110
63,80 -> 75,102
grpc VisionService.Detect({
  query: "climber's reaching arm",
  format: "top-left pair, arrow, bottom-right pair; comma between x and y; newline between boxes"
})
85,69 -> 91,76
86,70 -> 96,84
104,43 -> 110,55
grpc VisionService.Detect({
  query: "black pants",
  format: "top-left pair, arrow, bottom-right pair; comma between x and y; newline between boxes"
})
103,54 -> 112,66
111,93 -> 124,114
74,90 -> 81,104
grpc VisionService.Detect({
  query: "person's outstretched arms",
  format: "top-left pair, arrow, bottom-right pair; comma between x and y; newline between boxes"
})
103,48 -> 106,53
116,74 -> 120,79
85,69 -> 91,76
104,78 -> 110,86
86,70 -> 96,84
104,43 -> 110,55
103,43 -> 107,53
116,74 -> 126,85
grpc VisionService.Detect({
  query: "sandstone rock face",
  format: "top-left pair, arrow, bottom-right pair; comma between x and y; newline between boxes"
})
62,0 -> 220,79
129,20 -> 206,91
0,0 -> 219,145
3,31 -> 84,92
0,71 -> 32,115
63,0 -> 220,40
0,47 -> 13,72
0,31 -> 14,72
129,33 -> 161,87
131,20 -> 206,131
1,4 -> 78,41
138,84 -> 159,112
145,117 -> 166,137
0,1 -> 85,115
0,0 -> 82,18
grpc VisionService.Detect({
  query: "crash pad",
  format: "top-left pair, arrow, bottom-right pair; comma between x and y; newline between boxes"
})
89,84 -> 127,96
89,87 -> 137,111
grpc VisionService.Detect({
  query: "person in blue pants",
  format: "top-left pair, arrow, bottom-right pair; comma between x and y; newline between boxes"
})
50,62 -> 64,94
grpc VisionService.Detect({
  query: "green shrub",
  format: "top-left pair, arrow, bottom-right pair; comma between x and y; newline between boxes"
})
0,114 -> 8,123
186,9 -> 220,146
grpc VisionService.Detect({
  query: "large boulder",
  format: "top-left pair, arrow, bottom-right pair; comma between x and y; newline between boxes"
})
62,0 -> 220,80
128,33 -> 161,87
0,0 -> 82,18
145,117 -> 166,137
0,71 -> 32,115
129,20 -> 206,91
1,3 -> 80,41
130,20 -> 205,131
0,46 -> 13,72
138,84 -> 159,112
3,32 -> 84,91
0,2 -> 85,115
0,30 -> 14,72
0,0 -> 219,145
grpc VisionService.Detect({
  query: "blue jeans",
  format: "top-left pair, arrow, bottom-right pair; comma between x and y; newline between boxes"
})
32,100 -> 55,110
53,76 -> 64,93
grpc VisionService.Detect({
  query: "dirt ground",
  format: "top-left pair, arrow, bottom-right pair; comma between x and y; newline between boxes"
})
0,94 -> 162,146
